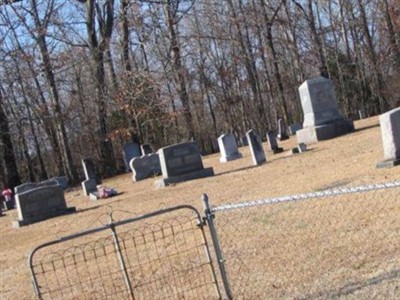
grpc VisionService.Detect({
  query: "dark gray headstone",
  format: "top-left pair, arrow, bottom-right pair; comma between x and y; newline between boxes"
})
277,119 -> 289,141
218,133 -> 242,163
298,143 -> 307,153
12,186 -> 75,228
14,179 -> 60,195
241,136 -> 248,146
266,132 -> 283,154
289,123 -> 303,135
358,109 -> 366,120
14,183 -> 37,195
141,144 -> 154,155
82,158 -> 101,183
296,77 -> 354,144
155,142 -> 214,188
130,154 -> 161,181
53,176 -> 69,190
377,108 -> 400,168
82,179 -> 97,197
123,142 -> 142,172
246,130 -> 266,165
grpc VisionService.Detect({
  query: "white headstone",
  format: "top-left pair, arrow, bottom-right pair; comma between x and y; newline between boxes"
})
296,76 -> 354,144
218,133 -> 242,163
379,108 -> 400,161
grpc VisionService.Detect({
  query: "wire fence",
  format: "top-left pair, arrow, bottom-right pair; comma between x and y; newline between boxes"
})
29,180 -> 400,299
207,180 -> 400,299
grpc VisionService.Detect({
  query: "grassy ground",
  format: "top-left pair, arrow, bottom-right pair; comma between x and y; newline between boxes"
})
1,116 -> 400,299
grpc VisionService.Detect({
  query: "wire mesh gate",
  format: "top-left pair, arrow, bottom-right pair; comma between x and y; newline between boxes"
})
29,205 -> 223,300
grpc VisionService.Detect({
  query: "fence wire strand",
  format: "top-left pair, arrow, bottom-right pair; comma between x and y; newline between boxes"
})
210,180 -> 400,299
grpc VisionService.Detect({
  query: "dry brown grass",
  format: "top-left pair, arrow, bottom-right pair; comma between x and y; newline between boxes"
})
1,116 -> 400,299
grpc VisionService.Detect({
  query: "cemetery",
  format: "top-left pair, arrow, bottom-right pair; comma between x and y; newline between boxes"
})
2,115 -> 400,298
2,0 -> 400,297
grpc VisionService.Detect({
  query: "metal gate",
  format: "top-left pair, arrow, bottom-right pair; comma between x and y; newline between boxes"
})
29,205 -> 222,300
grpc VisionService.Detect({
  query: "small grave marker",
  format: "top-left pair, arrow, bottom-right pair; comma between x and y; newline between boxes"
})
218,133 -> 242,163
246,130 -> 266,165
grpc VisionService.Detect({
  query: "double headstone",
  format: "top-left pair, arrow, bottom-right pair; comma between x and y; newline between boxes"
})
277,119 -> 289,141
218,133 -> 242,163
130,154 -> 162,181
12,185 -> 75,228
123,142 -> 142,172
266,132 -> 283,154
377,108 -> 400,168
154,142 -> 214,188
296,77 -> 354,144
246,130 -> 266,165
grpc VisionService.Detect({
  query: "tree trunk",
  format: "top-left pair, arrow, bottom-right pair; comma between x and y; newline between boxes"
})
30,0 -> 79,183
0,90 -> 21,189
165,0 -> 195,140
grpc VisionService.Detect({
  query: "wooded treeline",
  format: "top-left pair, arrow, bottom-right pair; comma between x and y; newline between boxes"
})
0,0 -> 399,187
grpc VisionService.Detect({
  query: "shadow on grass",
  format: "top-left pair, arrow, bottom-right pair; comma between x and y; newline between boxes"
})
214,165 -> 259,177
75,205 -> 104,214
355,123 -> 380,133
298,269 -> 400,299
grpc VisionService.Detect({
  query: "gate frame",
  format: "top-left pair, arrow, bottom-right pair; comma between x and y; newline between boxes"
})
29,205 -> 222,300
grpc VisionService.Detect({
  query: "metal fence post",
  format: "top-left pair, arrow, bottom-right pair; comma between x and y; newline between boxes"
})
110,223 -> 135,300
202,194 -> 233,300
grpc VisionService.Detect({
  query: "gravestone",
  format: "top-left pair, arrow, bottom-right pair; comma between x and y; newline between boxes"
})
218,133 -> 242,163
289,123 -> 303,135
12,186 -> 75,228
298,143 -> 307,153
82,179 -> 97,197
358,109 -> 366,120
53,176 -> 68,190
130,154 -> 162,181
241,136 -> 248,147
266,132 -> 283,154
141,144 -> 154,155
82,158 -> 101,184
14,183 -> 37,194
377,108 -> 400,168
154,142 -> 214,188
296,76 -> 354,144
14,179 -> 59,195
123,142 -> 142,172
246,130 -> 266,165
277,119 -> 289,141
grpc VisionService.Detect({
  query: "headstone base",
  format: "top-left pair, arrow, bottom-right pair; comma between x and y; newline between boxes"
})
155,168 -> 214,188
376,158 -> 400,169
296,119 -> 354,144
219,153 -> 243,163
272,147 -> 284,154
89,192 -> 100,201
12,207 -> 76,228
277,134 -> 289,141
